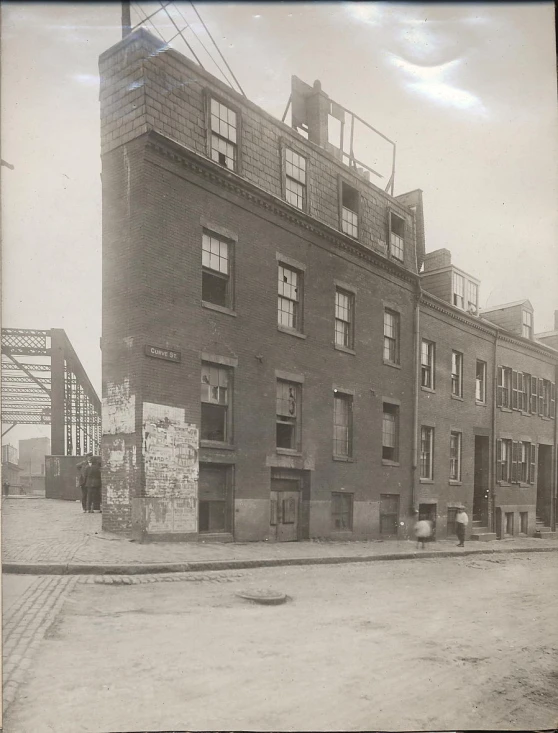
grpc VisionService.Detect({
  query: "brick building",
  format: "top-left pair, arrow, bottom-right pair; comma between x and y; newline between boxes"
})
99,29 -> 557,542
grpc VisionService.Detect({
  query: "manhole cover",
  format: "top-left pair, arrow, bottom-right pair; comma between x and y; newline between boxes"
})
235,589 -> 287,605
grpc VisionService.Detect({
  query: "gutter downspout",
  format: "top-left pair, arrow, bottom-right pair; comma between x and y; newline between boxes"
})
411,279 -> 422,516
490,328 -> 499,536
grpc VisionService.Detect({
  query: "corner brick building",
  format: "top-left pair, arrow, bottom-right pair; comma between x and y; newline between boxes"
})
99,29 -> 557,542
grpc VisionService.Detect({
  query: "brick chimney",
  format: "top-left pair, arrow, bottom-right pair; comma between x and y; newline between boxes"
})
306,80 -> 330,148
422,249 -> 452,272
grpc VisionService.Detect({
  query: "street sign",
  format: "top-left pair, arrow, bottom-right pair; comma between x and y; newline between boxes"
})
144,345 -> 181,363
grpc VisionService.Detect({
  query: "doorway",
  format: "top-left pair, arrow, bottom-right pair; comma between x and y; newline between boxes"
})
270,477 -> 300,541
380,494 -> 400,537
473,435 -> 490,523
536,444 -> 552,527
418,503 -> 437,541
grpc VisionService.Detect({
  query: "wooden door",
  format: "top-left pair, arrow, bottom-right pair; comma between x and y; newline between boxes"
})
270,479 -> 300,541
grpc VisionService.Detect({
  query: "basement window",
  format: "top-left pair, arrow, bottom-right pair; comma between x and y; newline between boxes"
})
340,182 -> 359,238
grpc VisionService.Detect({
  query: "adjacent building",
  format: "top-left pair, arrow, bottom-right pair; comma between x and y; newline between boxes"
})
99,29 -> 557,542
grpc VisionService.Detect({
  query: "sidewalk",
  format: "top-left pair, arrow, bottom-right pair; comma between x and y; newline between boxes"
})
2,498 -> 558,575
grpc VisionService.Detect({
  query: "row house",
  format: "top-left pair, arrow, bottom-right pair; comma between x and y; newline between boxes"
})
99,29 -> 557,543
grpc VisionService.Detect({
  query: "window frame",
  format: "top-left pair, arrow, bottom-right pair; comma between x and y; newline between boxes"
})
206,94 -> 241,172
452,272 -> 465,309
333,391 -> 353,459
475,360 -> 487,403
201,230 -> 234,310
467,280 -> 478,314
451,350 -> 463,398
339,179 -> 360,239
497,366 -> 512,409
383,309 -> 400,365
449,431 -> 462,482
276,379 -> 302,452
382,402 -> 399,463
420,426 -> 434,480
522,310 -> 533,339
496,438 -> 512,483
200,362 -> 232,444
277,262 -> 303,334
334,287 -> 355,350
282,144 -> 308,212
421,340 -> 435,390
387,210 -> 405,262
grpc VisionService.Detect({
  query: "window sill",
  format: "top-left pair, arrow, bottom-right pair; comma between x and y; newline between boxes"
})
333,455 -> 354,462
277,325 -> 306,340
541,416 -> 552,421
419,478 -> 434,484
421,386 -> 435,394
449,480 -> 462,486
276,448 -> 302,456
202,301 -> 237,317
199,441 -> 236,451
451,394 -> 464,402
334,344 -> 356,355
382,459 -> 400,467
497,481 -> 511,487
475,401 -> 487,407
499,407 -> 512,413
383,360 -> 401,370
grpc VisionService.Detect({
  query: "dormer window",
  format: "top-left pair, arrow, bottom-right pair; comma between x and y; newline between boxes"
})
209,98 -> 238,171
340,182 -> 359,238
522,310 -> 533,339
389,212 -> 405,261
467,281 -> 478,314
452,273 -> 465,309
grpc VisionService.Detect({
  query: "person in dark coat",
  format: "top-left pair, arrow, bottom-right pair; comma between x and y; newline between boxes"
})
85,457 -> 102,513
77,453 -> 93,513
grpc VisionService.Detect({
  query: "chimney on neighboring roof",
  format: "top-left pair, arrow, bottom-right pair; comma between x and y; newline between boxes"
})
422,249 -> 452,272
306,79 -> 330,148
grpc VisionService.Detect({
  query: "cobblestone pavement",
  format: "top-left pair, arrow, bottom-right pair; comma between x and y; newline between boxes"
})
2,575 -> 79,715
3,554 -> 558,732
3,498 -> 557,569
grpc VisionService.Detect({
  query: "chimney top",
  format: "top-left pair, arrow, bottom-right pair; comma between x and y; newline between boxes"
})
422,249 -> 452,272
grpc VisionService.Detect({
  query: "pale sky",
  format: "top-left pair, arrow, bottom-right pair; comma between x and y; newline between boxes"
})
2,2 -> 557,448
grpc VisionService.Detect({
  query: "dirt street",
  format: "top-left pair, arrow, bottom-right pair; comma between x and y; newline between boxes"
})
4,552 -> 558,732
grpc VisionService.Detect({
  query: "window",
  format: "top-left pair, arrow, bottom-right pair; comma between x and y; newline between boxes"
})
539,379 -> 555,418
497,438 -> 512,482
522,310 -> 533,339
201,364 -> 230,442
276,380 -> 300,450
341,182 -> 359,238
285,148 -> 307,210
333,392 -> 353,458
382,403 -> 399,462
452,273 -> 465,309
511,370 -> 521,410
451,351 -> 463,397
334,289 -> 354,349
199,464 -> 231,533
278,264 -> 302,331
522,373 -> 531,412
497,366 -> 512,408
331,492 -> 353,531
449,432 -> 462,481
518,442 -> 531,483
383,310 -> 400,364
202,232 -> 232,308
467,281 -> 478,314
530,375 -> 538,414
209,98 -> 237,170
389,212 -> 405,261
475,360 -> 486,402
421,340 -> 435,389
420,426 -> 434,480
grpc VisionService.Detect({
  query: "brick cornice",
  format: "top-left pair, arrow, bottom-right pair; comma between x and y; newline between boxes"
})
421,292 -> 558,361
141,130 -> 419,287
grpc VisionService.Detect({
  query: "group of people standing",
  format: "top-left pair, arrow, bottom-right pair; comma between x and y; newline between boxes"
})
77,453 -> 102,513
414,507 -> 469,549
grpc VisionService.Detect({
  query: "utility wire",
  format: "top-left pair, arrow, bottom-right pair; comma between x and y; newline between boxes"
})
160,2 -> 204,68
131,3 -> 167,42
170,3 -> 237,91
130,1 -> 171,34
190,2 -> 246,97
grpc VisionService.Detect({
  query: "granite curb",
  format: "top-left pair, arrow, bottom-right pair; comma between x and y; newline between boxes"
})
3,543 -> 557,576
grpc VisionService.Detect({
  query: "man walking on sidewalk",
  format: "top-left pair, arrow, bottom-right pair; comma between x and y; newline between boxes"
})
77,453 -> 93,513
456,506 -> 469,547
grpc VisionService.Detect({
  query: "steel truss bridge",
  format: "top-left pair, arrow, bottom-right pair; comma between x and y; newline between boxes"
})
1,328 -> 101,456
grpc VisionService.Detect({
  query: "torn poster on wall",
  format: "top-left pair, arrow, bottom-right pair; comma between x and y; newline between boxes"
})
142,402 -> 199,505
